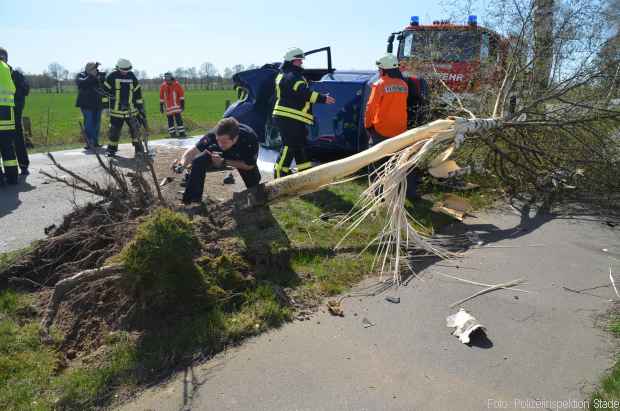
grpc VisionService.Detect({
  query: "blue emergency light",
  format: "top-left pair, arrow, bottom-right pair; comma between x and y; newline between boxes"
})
410,16 -> 420,26
468,15 -> 477,25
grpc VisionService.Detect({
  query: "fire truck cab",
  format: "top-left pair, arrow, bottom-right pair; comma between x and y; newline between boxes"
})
388,16 -> 508,96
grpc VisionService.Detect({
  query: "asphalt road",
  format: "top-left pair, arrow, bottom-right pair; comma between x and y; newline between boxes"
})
118,208 -> 620,411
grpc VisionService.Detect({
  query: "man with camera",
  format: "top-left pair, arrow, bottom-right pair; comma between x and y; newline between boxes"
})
76,62 -> 105,150
174,117 -> 260,205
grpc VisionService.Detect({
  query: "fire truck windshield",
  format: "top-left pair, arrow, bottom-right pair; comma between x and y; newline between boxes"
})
399,29 -> 481,63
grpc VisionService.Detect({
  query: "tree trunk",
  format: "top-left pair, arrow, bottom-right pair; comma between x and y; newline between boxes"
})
533,0 -> 555,102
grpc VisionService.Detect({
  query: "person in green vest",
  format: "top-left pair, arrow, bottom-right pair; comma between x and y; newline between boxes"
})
0,46 -> 18,186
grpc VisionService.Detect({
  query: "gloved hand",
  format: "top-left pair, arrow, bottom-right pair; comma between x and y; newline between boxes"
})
180,100 -> 185,111
160,103 -> 164,114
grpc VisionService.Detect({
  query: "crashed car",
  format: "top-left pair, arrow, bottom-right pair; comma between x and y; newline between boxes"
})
224,47 -> 377,159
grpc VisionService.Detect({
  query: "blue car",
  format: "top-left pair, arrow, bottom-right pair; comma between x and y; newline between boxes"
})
224,47 -> 377,160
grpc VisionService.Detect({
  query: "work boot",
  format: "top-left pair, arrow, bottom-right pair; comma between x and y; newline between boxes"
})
106,148 -> 117,158
179,131 -> 187,138
223,172 -> 235,185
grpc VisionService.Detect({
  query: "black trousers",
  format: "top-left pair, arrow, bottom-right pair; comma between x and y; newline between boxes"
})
183,153 -> 262,203
0,106 -> 18,184
273,117 -> 312,178
108,115 -> 140,151
13,105 -> 29,169
166,113 -> 185,136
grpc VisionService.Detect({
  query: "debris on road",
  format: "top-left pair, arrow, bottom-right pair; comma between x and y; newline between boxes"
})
450,278 -> 526,308
385,296 -> 400,304
446,308 -> 486,344
327,299 -> 344,316
362,317 -> 375,328
432,194 -> 473,221
609,264 -> 619,299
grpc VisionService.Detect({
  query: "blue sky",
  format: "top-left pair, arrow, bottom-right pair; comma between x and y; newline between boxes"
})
1,0 -> 484,76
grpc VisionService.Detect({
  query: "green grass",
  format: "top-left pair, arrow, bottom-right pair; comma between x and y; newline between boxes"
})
23,89 -> 236,148
590,317 -> 620,410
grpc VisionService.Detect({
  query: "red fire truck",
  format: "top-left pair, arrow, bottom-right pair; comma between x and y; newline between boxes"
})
387,15 -> 509,97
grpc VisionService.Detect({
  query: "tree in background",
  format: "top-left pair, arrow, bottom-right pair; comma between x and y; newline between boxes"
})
47,62 -> 68,93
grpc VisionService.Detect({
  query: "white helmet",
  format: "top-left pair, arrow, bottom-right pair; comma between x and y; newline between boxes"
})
283,47 -> 305,62
116,58 -> 132,70
376,54 -> 398,69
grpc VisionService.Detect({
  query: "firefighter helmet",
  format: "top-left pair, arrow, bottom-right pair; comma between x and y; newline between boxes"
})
116,58 -> 132,70
164,72 -> 173,80
376,54 -> 398,70
283,47 -> 305,62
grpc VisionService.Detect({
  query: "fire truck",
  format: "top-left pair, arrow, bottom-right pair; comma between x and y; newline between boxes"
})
388,15 -> 510,103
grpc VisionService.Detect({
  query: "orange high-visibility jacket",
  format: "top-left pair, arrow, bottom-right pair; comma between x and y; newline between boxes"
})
364,75 -> 408,138
159,80 -> 185,114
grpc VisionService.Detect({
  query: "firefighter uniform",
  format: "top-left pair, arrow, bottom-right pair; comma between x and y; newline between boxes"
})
102,60 -> 144,155
0,60 -> 18,185
159,74 -> 186,138
272,48 -> 328,178
364,76 -> 409,138
365,54 -> 421,199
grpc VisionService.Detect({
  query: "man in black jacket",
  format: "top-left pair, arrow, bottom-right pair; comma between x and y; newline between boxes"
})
176,117 -> 260,204
0,48 -> 30,175
76,62 -> 104,150
272,47 -> 335,178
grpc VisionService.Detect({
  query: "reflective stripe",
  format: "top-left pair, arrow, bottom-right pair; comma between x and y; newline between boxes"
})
3,159 -> 18,167
273,104 -> 313,121
297,162 -> 312,171
293,80 -> 306,91
273,109 -> 313,125
0,107 -> 15,129
135,99 -> 143,104
309,91 -> 319,104
114,79 -> 121,112
134,84 -> 141,91
274,145 -> 289,178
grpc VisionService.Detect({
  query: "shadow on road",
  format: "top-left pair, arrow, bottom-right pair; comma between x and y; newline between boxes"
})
0,180 -> 35,219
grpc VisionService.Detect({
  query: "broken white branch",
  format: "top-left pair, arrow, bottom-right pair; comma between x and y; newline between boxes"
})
609,264 -> 619,299
450,278 -> 526,308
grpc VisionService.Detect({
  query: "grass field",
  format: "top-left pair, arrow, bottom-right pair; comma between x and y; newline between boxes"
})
23,89 -> 236,149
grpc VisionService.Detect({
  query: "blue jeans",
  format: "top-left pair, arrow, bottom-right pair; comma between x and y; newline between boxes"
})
81,109 -> 102,147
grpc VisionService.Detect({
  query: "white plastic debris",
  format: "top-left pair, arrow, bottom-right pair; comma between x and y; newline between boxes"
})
446,308 -> 486,344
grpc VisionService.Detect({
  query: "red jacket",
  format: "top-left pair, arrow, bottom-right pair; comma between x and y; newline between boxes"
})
364,75 -> 408,138
159,80 -> 185,114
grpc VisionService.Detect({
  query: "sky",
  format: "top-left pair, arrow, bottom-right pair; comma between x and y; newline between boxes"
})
0,0 -> 486,76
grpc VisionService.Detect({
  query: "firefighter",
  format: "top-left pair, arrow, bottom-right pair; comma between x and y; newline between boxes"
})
0,48 -> 30,175
272,47 -> 335,178
102,58 -> 145,157
365,54 -> 421,199
0,47 -> 18,186
159,72 -> 186,138
175,117 -> 260,204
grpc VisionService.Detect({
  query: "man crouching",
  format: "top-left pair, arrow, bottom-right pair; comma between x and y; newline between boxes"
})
176,117 -> 260,205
